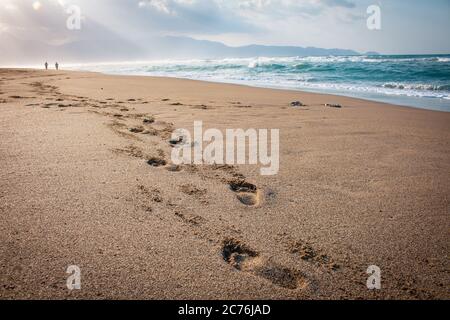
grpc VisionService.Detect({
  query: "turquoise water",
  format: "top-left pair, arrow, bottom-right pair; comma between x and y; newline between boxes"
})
70,55 -> 450,112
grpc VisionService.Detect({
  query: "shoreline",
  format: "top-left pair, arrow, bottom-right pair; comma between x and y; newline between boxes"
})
1,68 -> 449,299
8,67 -> 450,114
58,54 -> 450,112
66,72 -> 450,113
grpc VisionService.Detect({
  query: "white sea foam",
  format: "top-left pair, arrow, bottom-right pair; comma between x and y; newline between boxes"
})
66,55 -> 450,111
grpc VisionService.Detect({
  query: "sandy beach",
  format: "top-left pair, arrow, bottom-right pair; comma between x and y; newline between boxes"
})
0,68 -> 449,300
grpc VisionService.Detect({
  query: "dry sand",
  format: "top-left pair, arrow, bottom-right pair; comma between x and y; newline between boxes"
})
0,68 -> 449,299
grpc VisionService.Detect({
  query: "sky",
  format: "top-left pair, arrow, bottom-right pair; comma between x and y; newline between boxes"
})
0,0 -> 449,64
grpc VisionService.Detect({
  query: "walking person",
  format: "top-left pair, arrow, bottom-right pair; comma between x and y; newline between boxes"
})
55,62 -> 59,70
45,62 -> 48,70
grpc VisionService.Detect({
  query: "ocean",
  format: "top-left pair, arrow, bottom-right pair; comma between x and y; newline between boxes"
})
68,54 -> 450,112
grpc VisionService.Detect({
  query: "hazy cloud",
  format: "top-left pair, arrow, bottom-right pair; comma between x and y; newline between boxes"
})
0,0 -> 449,65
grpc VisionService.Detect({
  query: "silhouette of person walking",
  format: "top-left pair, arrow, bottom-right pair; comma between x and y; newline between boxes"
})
55,62 -> 59,70
45,62 -> 48,70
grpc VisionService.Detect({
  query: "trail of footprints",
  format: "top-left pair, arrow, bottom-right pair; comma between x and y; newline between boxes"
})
14,77 -> 345,293
16,79 -> 256,208
135,182 -> 317,291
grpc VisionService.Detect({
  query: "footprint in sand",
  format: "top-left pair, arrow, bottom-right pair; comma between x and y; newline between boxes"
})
174,211 -> 206,226
180,184 -> 207,197
169,136 -> 185,147
147,157 -> 167,167
228,180 -> 262,207
222,238 -> 311,290
138,185 -> 163,203
192,104 -> 212,110
287,240 -> 340,271
166,164 -> 182,172
143,116 -> 155,124
129,126 -> 145,133
42,103 -> 58,108
113,145 -> 145,158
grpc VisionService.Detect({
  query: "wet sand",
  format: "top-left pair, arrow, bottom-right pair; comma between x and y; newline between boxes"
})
0,68 -> 449,299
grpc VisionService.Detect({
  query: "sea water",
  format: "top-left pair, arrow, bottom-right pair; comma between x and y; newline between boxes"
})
68,55 -> 450,112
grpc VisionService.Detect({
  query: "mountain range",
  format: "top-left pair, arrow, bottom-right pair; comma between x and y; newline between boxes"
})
0,34 -> 373,66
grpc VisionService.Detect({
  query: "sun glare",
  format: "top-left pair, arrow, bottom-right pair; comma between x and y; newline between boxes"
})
32,1 -> 42,11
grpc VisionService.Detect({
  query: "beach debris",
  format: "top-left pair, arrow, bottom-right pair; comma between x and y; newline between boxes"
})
290,101 -> 304,107
325,103 -> 342,108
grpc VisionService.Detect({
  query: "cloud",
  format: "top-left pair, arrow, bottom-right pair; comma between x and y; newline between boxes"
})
322,0 -> 355,8
134,0 -> 261,35
0,0 -> 360,43
138,0 -> 173,14
1,0 -> 448,64
137,0 -> 197,15
0,0 -> 366,65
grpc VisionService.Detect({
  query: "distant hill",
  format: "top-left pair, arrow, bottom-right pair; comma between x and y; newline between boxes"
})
156,36 -> 360,58
0,34 -> 362,65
